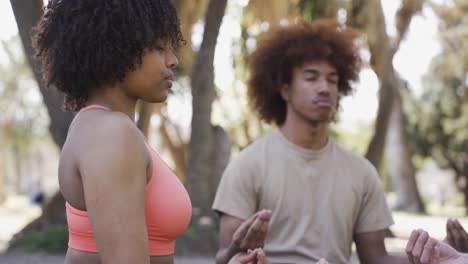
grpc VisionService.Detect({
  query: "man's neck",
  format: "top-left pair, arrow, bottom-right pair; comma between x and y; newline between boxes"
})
280,117 -> 329,150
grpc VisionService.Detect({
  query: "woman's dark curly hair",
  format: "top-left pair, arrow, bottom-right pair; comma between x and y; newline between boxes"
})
32,0 -> 183,111
248,19 -> 362,126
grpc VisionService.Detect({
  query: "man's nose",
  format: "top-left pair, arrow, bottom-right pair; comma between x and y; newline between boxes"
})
317,78 -> 330,94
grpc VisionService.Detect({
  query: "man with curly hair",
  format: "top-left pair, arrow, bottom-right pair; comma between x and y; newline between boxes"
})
213,19 -> 413,264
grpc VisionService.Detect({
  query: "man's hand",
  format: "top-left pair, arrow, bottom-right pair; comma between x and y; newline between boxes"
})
228,248 -> 267,264
231,209 -> 272,251
444,218 -> 468,253
216,210 -> 272,264
406,229 -> 463,264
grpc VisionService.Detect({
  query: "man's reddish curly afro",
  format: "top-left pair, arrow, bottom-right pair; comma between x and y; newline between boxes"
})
247,19 -> 362,126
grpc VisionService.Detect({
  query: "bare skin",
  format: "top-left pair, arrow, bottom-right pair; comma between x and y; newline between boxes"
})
281,61 -> 413,264
228,248 -> 267,264
59,46 -> 180,264
60,44 -> 263,264
444,218 -> 468,253
216,210 -> 272,264
406,229 -> 468,264
217,61 -> 412,264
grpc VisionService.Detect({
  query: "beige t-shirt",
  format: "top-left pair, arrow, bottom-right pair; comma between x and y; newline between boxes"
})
212,130 -> 394,264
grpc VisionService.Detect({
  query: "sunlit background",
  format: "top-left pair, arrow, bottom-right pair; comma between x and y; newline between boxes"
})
0,0 -> 466,262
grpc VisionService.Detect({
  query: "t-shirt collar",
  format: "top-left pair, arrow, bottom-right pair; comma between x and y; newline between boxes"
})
275,130 -> 332,160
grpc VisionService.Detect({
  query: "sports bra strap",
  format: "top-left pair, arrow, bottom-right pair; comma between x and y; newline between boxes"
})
67,105 -> 111,137
79,104 -> 110,112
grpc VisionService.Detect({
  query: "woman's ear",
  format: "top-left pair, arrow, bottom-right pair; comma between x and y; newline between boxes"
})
280,83 -> 289,102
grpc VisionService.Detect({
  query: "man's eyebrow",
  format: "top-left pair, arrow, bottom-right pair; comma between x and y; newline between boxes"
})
303,69 -> 320,74
303,68 -> 338,76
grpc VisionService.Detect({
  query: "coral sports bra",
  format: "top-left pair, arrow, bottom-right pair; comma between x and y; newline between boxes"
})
65,105 -> 192,256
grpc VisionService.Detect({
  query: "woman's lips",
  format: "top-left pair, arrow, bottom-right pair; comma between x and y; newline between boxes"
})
165,74 -> 174,88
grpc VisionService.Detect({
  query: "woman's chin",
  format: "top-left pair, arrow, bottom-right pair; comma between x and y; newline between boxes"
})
143,93 -> 168,103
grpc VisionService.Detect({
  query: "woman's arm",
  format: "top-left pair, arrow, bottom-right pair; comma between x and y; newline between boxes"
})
78,115 -> 150,264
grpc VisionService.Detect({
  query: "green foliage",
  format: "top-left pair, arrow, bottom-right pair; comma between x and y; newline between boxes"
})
175,216 -> 218,256
298,0 -> 340,21
14,225 -> 68,253
406,0 -> 468,185
0,35 -> 50,157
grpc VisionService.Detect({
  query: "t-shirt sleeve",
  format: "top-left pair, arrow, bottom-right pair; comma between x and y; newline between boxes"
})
355,163 -> 394,233
212,150 -> 258,221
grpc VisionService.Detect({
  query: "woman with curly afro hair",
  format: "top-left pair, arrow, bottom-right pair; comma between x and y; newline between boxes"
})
32,1 -> 265,263
213,19 -> 411,263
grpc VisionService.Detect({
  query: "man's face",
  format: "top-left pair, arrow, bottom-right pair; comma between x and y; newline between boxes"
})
281,60 -> 339,125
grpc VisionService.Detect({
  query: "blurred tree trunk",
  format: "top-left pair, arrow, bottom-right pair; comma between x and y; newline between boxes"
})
0,155 -> 4,204
349,0 -> 396,169
172,0 -> 209,75
13,145 -> 23,194
154,106 -> 188,181
184,0 -> 230,254
386,88 -> 425,212
10,0 -> 73,229
136,101 -> 153,137
349,0 -> 425,212
9,0 -> 74,246
11,0 -> 74,150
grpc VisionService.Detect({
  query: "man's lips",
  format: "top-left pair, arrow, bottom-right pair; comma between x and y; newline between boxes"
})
313,97 -> 333,107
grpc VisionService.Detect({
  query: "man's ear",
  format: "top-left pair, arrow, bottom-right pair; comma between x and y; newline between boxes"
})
280,83 -> 289,102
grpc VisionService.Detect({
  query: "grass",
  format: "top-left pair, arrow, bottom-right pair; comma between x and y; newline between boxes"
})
14,225 -> 68,253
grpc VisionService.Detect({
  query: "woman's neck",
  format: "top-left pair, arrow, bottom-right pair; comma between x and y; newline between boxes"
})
87,86 -> 137,121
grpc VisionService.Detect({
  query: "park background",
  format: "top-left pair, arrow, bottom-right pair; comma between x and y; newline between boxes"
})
0,0 -> 467,263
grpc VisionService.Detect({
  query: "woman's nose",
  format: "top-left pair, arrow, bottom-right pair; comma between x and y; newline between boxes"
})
167,51 -> 178,69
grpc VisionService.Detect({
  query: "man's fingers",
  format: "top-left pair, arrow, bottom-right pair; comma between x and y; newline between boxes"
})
412,231 -> 429,263
242,217 -> 267,249
433,245 -> 440,264
257,210 -> 272,222
455,219 -> 467,235
234,213 -> 262,246
454,219 -> 468,251
253,248 -> 266,264
446,219 -> 456,248
238,209 -> 271,250
407,229 -> 422,263
449,222 -> 464,251
237,251 -> 258,264
257,219 -> 269,244
420,238 -> 437,263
